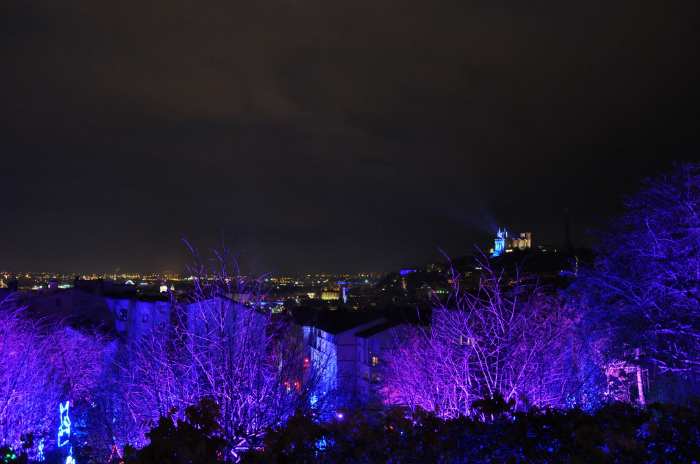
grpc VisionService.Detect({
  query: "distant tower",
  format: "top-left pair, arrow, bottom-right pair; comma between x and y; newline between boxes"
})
492,228 -> 508,257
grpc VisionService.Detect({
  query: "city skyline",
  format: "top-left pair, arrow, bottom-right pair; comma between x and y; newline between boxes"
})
0,227 -> 546,275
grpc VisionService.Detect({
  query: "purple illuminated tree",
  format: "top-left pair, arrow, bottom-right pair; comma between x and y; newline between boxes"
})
49,325 -> 115,459
576,162 -> 700,403
382,260 -> 575,418
121,244 -> 320,456
0,297 -> 58,451
0,296 -> 108,457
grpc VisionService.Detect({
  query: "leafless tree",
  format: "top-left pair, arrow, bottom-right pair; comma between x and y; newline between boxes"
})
576,162 -> 700,404
382,259 -> 575,418
0,297 -> 57,450
121,244 -> 321,455
0,296 -> 109,455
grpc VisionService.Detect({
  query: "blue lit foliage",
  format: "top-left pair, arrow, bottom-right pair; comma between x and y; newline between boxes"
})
575,162 -> 700,403
0,303 -> 59,456
0,299 -> 111,462
36,439 -> 44,463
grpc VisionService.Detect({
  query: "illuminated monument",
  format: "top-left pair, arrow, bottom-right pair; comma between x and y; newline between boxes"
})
490,228 -> 532,257
492,228 -> 508,257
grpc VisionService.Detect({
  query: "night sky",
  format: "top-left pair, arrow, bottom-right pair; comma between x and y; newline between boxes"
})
2,1 -> 699,274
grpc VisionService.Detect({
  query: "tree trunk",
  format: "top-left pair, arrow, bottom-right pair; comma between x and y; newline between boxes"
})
635,348 -> 646,407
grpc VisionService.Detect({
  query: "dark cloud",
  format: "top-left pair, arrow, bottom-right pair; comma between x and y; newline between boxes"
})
2,0 -> 699,273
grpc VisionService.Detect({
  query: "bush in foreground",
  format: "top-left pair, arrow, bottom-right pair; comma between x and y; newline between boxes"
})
124,398 -> 226,464
242,402 -> 700,463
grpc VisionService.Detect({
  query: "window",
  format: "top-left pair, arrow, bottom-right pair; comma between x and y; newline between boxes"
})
458,335 -> 473,346
371,355 -> 379,367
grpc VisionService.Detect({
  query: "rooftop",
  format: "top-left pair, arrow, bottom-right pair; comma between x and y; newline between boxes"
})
355,320 -> 402,338
296,307 -> 384,334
